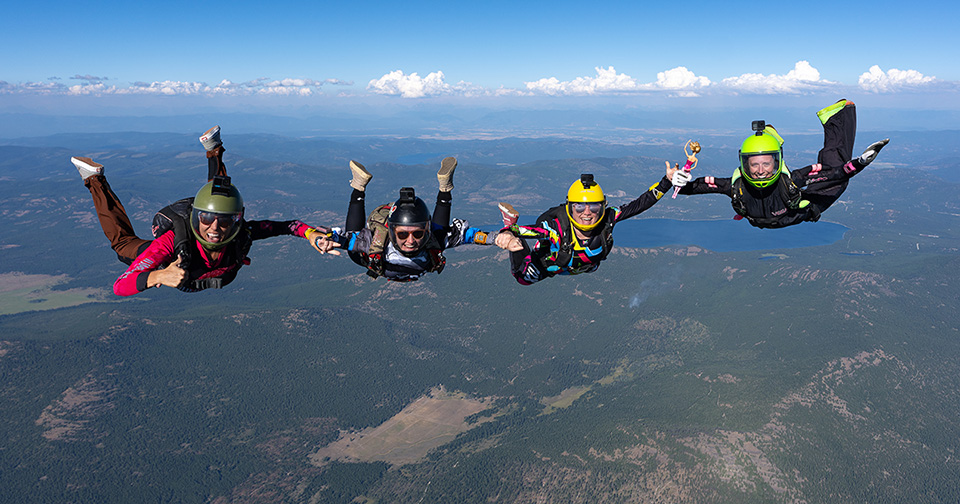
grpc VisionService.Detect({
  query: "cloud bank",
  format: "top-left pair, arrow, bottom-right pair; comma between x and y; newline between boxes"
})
0,77 -> 353,97
0,63 -> 946,100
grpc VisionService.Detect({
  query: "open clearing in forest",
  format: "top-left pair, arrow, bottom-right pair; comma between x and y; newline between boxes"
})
0,273 -> 107,315
310,386 -> 496,466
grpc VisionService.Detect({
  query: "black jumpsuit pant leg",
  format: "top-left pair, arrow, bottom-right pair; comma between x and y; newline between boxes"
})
805,103 -> 857,212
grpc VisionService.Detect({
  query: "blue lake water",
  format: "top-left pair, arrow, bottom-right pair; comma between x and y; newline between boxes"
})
610,218 -> 849,252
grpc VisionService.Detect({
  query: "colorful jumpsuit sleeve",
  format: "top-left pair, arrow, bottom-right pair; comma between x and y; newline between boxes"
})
113,230 -> 177,296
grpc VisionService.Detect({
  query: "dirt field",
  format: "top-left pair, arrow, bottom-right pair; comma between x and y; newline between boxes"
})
309,386 -> 497,466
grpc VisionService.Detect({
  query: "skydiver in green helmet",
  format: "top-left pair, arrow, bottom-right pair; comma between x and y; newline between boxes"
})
671,99 -> 889,228
72,125 -> 339,296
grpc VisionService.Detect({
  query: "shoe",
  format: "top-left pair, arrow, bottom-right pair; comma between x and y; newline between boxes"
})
199,125 -> 222,151
437,157 -> 457,192
498,202 -> 518,228
71,156 -> 103,180
858,139 -> 889,166
816,99 -> 854,125
349,160 -> 372,191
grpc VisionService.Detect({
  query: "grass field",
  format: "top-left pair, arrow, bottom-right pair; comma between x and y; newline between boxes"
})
0,272 -> 109,315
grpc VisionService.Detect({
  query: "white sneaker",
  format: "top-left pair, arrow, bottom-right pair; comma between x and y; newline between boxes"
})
498,202 -> 518,228
199,125 -> 222,151
71,156 -> 103,180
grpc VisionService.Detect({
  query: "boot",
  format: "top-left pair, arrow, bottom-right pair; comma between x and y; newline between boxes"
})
349,160 -> 372,191
437,157 -> 457,192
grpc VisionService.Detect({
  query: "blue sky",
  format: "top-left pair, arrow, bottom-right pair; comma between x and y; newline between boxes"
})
1,0 -> 957,114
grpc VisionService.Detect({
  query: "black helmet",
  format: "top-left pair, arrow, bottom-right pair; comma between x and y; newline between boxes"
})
190,176 -> 244,250
387,187 -> 431,256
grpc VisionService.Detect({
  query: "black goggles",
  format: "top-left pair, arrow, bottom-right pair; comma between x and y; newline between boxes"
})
197,211 -> 241,226
395,229 -> 426,240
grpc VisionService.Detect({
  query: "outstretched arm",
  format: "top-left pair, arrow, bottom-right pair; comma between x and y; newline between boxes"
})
676,174 -> 733,196
247,219 -> 343,255
614,175 -> 674,222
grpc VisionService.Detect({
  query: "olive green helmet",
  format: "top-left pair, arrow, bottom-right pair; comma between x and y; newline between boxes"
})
190,176 -> 244,250
738,124 -> 786,189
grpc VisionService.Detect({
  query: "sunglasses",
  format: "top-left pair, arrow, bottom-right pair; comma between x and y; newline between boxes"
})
395,230 -> 426,240
570,202 -> 603,213
197,211 -> 241,226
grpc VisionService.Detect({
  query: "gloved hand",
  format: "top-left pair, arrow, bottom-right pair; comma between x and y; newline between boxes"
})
858,139 -> 889,166
305,228 -> 342,255
671,169 -> 692,187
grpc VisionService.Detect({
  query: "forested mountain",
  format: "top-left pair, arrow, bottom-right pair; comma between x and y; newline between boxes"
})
1,129 -> 958,503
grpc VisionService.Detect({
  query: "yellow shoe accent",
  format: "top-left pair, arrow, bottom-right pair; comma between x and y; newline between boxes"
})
816,99 -> 852,125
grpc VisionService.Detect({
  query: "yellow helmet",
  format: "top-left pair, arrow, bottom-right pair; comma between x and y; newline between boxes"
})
565,174 -> 606,232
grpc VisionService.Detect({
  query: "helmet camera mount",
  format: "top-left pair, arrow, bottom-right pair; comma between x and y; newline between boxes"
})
580,174 -> 596,189
751,120 -> 766,136
211,175 -> 233,196
397,187 -> 417,204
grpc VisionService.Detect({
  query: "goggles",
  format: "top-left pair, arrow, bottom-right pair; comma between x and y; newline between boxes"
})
197,210 -> 241,226
569,202 -> 604,213
395,229 -> 426,240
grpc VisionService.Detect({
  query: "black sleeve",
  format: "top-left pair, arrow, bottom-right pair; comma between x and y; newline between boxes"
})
678,175 -> 733,196
615,176 -> 674,222
791,163 -> 854,188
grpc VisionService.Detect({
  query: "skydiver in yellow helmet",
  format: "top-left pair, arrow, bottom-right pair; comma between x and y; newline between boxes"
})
493,163 -> 683,285
672,99 -> 889,229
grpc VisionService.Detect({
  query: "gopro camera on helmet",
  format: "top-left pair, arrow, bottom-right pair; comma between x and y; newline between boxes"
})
211,175 -> 233,196
580,174 -> 596,189
751,120 -> 766,136
397,187 -> 417,204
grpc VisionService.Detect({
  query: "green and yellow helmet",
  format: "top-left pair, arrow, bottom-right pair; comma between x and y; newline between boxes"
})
565,174 -> 606,232
738,124 -> 786,188
190,176 -> 244,250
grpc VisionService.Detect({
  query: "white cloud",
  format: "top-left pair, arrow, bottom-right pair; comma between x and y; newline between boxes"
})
367,70 -> 454,98
652,66 -> 711,90
526,66 -> 641,96
720,61 -> 830,94
858,65 -> 936,92
525,66 -> 711,96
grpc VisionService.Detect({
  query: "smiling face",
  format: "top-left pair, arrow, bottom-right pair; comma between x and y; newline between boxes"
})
746,154 -> 777,180
391,224 -> 428,254
193,210 -> 241,248
197,215 -> 235,244
569,202 -> 603,228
